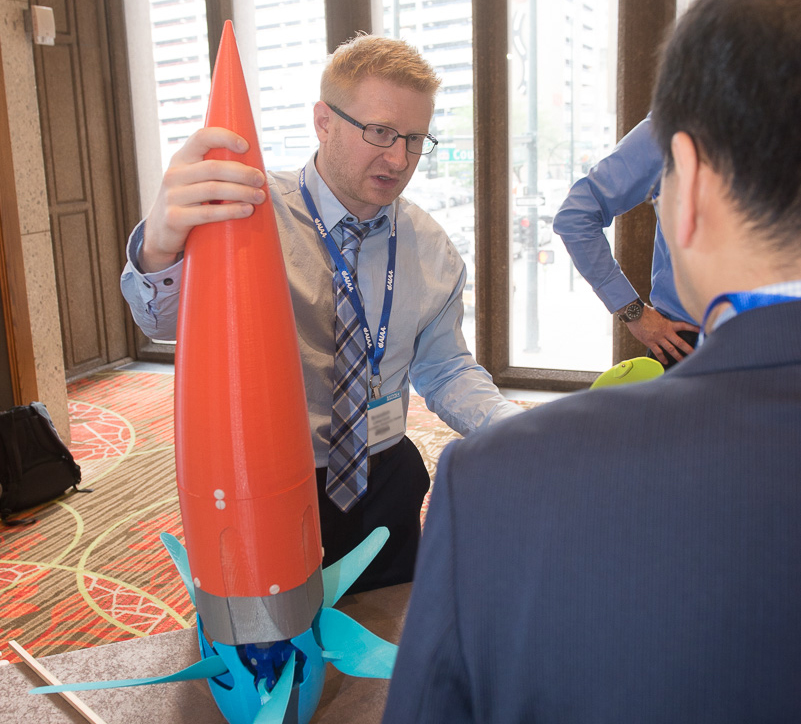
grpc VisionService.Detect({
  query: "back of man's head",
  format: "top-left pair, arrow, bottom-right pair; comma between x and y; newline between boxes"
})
651,0 -> 801,250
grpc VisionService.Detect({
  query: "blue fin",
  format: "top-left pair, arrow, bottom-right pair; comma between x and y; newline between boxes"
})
316,607 -> 397,679
321,527 -> 389,608
160,532 -> 196,606
29,656 -> 229,694
252,651 -> 295,724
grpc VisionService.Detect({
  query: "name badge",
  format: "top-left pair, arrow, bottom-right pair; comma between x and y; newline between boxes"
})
367,390 -> 405,446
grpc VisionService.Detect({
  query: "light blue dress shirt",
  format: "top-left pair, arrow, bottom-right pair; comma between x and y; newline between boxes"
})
120,156 -> 520,467
553,115 -> 696,325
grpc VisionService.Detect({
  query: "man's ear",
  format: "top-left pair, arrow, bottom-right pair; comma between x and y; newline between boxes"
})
313,101 -> 331,144
670,131 -> 700,250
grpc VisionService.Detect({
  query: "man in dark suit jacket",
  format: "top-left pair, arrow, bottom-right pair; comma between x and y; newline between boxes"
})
383,1 -> 801,721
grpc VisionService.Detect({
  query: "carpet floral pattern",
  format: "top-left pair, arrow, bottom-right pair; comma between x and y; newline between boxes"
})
0,369 -> 520,665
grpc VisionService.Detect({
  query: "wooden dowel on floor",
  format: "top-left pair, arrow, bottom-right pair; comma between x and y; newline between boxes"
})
8,640 -> 110,724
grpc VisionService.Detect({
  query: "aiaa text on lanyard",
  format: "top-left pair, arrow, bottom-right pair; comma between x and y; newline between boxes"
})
299,168 -> 396,399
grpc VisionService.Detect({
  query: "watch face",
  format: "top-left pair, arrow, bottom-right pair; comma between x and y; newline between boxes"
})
626,302 -> 643,320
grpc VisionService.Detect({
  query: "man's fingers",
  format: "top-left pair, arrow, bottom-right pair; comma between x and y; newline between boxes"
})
671,335 -> 695,356
627,306 -> 699,366
655,333 -> 694,364
164,200 -> 257,233
171,158 -> 265,188
671,321 -> 701,334
650,346 -> 669,365
171,127 -> 250,165
166,179 -> 266,209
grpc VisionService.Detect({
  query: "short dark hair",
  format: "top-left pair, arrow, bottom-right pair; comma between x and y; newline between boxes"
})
651,0 -> 801,249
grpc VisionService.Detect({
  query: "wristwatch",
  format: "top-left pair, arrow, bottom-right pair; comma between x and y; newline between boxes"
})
617,298 -> 644,323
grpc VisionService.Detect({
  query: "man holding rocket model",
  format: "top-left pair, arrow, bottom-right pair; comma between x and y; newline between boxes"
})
121,34 -> 520,592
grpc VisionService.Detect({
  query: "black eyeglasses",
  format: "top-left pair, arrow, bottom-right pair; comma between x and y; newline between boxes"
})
327,103 -> 438,156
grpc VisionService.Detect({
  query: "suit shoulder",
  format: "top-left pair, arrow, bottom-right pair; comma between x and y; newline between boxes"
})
451,380 -> 671,464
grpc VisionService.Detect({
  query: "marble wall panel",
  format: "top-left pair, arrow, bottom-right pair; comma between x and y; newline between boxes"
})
0,0 -> 70,441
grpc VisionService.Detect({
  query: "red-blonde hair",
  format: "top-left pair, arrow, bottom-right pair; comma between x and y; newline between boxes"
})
320,34 -> 441,111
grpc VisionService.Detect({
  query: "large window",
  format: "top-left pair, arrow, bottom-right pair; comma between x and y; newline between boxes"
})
379,0 -> 477,354
508,0 -> 617,372
237,0 -> 327,171
380,0 -> 618,371
125,0 -> 327,212
123,0 -> 671,385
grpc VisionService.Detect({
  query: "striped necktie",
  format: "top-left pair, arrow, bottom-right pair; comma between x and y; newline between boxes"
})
326,220 -> 371,512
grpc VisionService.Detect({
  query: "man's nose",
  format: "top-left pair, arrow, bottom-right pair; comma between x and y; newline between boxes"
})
383,138 -> 410,168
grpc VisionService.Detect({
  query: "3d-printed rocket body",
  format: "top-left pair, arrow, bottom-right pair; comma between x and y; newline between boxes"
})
174,21 -> 323,646
29,23 -> 398,724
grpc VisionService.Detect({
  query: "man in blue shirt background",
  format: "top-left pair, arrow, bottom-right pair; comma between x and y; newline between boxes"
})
553,115 -> 699,367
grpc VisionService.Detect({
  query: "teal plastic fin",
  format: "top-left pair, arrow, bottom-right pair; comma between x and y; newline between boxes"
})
160,532 -> 196,606
29,655 -> 228,695
590,356 -> 664,389
316,607 -> 397,679
252,651 -> 295,724
322,527 -> 389,608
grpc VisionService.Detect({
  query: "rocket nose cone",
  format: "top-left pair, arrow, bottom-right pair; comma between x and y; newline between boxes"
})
205,19 -> 262,171
217,19 -> 237,65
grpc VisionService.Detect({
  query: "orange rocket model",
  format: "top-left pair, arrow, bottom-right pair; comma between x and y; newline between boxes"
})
174,21 -> 323,646
30,26 -> 397,723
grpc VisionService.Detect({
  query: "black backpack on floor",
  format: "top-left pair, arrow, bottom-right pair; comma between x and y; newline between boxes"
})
0,402 -> 86,526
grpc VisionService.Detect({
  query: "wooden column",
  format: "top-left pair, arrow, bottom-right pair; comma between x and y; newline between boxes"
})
325,0 -> 373,52
474,0 -> 510,380
206,0 -> 234,69
614,0 -> 675,363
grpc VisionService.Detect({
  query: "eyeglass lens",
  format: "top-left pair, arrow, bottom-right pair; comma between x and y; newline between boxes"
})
362,124 -> 435,155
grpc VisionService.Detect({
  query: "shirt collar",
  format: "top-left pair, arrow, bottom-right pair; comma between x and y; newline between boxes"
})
303,155 -> 392,234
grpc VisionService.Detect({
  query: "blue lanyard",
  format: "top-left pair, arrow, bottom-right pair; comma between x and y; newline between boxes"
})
700,291 -> 800,340
299,168 -> 396,398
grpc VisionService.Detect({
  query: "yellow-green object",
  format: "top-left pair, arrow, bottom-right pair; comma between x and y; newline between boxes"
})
590,356 -> 664,389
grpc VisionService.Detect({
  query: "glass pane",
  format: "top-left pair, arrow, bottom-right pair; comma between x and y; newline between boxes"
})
380,0 -> 477,356
124,0 -> 211,211
234,0 -> 328,170
123,0 -> 212,350
508,0 -> 618,372
124,0 -> 328,213
150,2 -> 210,171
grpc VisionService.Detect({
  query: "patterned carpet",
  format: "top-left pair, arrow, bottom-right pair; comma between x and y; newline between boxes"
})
0,369 -> 520,665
